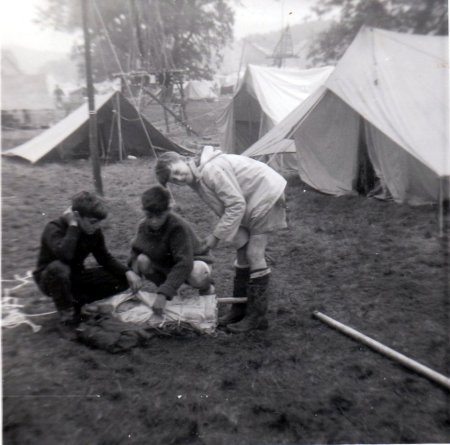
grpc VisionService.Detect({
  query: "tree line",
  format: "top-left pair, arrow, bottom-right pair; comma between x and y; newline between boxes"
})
36,0 -> 448,80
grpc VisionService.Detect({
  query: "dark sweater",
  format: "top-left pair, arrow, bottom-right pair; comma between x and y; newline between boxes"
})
129,212 -> 212,299
34,216 -> 128,281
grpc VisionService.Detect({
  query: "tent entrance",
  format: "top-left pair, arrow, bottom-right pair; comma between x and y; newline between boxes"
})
233,92 -> 263,154
355,117 -> 380,197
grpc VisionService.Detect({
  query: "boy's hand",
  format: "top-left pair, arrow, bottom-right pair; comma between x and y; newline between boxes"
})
204,234 -> 219,250
125,270 -> 142,293
63,207 -> 79,226
152,293 -> 167,316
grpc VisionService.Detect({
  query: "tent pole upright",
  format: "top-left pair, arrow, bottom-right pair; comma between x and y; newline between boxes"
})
82,0 -> 103,196
116,93 -> 123,161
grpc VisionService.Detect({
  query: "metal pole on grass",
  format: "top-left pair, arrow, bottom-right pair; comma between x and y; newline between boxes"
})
313,311 -> 450,391
82,0 -> 103,196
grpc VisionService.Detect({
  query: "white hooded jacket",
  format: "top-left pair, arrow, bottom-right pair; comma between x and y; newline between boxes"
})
188,146 -> 287,243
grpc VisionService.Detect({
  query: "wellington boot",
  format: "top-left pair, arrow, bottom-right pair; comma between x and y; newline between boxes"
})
226,314 -> 268,333
227,272 -> 269,333
57,322 -> 79,341
218,304 -> 246,327
218,266 -> 249,327
57,308 -> 79,341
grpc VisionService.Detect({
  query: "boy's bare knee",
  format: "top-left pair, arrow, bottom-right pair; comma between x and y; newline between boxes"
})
232,227 -> 249,249
136,254 -> 152,274
246,234 -> 269,269
188,261 -> 212,289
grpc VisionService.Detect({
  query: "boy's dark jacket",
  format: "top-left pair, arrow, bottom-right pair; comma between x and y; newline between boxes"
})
33,216 -> 128,282
129,212 -> 212,299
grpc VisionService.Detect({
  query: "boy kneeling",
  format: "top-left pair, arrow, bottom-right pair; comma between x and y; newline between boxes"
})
33,191 -> 140,337
129,185 -> 214,315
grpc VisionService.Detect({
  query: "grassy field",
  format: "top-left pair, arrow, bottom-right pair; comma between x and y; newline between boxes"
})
2,100 -> 450,444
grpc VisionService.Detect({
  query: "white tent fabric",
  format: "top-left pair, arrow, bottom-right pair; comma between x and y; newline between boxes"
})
327,27 -> 449,178
3,91 -> 189,163
217,64 -> 334,154
184,80 -> 219,101
243,27 -> 449,204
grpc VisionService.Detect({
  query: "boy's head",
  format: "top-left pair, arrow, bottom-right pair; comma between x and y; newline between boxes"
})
71,191 -> 107,220
155,152 -> 193,186
141,185 -> 171,230
71,191 -> 107,235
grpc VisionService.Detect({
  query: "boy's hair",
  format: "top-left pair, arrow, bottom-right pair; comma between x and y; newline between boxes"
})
71,191 -> 108,220
155,152 -> 185,186
141,185 -> 170,214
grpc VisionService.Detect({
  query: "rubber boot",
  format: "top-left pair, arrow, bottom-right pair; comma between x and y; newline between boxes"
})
227,271 -> 269,333
218,266 -> 249,326
57,307 -> 79,341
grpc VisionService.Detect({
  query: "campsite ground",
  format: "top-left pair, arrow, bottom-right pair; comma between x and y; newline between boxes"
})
2,98 -> 450,444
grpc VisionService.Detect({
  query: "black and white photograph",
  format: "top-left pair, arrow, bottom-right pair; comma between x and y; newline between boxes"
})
1,0 -> 449,444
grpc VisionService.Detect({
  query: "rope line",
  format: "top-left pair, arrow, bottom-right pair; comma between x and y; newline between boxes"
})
1,271 -> 50,333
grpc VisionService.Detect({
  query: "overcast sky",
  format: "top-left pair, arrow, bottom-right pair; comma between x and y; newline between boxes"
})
1,0 -> 317,53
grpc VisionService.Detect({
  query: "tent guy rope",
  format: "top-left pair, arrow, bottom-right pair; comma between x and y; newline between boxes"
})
2,271 -> 56,333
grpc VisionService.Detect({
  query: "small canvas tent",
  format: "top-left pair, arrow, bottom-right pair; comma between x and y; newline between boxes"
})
3,91 -> 190,163
184,80 -> 218,101
243,27 -> 449,205
217,64 -> 333,154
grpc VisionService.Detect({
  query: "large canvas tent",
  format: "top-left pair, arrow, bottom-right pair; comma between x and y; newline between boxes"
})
3,91 -> 190,163
243,27 -> 449,205
217,64 -> 334,155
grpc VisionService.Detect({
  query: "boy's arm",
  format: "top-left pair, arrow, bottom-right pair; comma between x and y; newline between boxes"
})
127,219 -> 146,269
127,246 -> 140,271
156,227 -> 194,300
93,235 -> 142,292
92,230 -> 129,276
43,220 -> 81,263
204,165 -> 246,243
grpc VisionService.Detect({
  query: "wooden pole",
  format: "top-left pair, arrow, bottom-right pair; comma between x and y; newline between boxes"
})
178,79 -> 191,137
116,93 -> 123,161
142,86 -> 199,136
313,311 -> 450,391
217,297 -> 247,304
82,0 -> 103,196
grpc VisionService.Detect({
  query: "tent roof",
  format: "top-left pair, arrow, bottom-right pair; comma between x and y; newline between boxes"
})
3,91 -> 189,163
238,64 -> 334,126
243,27 -> 449,177
242,86 -> 326,156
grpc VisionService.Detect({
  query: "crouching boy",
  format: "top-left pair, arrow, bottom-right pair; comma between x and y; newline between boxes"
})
129,185 -> 214,315
33,191 -> 140,337
155,146 -> 288,333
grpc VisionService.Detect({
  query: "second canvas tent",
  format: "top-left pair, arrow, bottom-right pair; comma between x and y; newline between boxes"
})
243,27 -> 449,205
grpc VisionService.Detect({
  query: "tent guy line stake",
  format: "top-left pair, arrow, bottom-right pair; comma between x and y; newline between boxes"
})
312,311 -> 450,391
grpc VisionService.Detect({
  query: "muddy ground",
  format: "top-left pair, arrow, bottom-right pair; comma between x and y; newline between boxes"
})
2,99 -> 450,444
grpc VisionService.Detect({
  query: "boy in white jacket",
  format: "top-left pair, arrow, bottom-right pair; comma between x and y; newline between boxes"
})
155,146 -> 288,332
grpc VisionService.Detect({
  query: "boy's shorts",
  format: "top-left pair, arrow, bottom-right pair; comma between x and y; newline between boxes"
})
250,195 -> 288,234
229,195 -> 288,248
